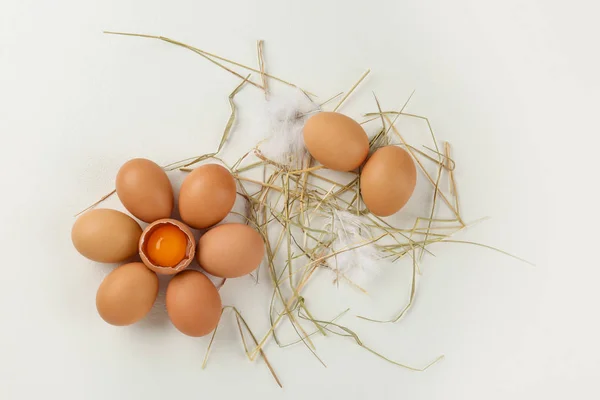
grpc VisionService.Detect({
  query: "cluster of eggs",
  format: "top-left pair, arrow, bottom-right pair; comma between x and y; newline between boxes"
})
71,111 -> 415,337
304,112 -> 417,216
71,160 -> 264,337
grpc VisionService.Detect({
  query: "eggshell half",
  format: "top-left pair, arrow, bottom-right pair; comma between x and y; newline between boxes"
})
139,218 -> 196,275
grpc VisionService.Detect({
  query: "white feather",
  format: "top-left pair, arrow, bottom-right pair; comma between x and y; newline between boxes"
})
257,88 -> 319,167
325,209 -> 384,290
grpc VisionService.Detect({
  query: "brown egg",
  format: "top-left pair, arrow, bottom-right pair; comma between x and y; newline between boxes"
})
198,223 -> 264,278
178,164 -> 236,229
166,270 -> 222,337
138,219 -> 196,275
303,112 -> 369,171
116,158 -> 174,223
360,146 -> 417,216
96,262 -> 159,326
72,209 -> 142,263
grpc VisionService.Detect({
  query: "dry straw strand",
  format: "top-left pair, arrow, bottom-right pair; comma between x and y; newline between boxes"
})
333,69 -> 371,112
103,31 -> 315,96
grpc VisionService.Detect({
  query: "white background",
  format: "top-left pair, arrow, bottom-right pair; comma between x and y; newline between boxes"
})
1,0 -> 599,399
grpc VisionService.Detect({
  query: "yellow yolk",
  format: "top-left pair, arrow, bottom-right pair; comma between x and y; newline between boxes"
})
146,225 -> 187,267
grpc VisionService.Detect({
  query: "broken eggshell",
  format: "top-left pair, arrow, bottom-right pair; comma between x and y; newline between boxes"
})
139,218 -> 196,275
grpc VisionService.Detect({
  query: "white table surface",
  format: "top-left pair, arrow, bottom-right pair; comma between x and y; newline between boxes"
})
1,0 -> 599,399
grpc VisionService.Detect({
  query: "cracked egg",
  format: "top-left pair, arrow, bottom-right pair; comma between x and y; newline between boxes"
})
139,218 -> 196,275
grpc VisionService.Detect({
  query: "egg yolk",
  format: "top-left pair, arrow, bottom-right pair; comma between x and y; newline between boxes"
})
146,225 -> 188,267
